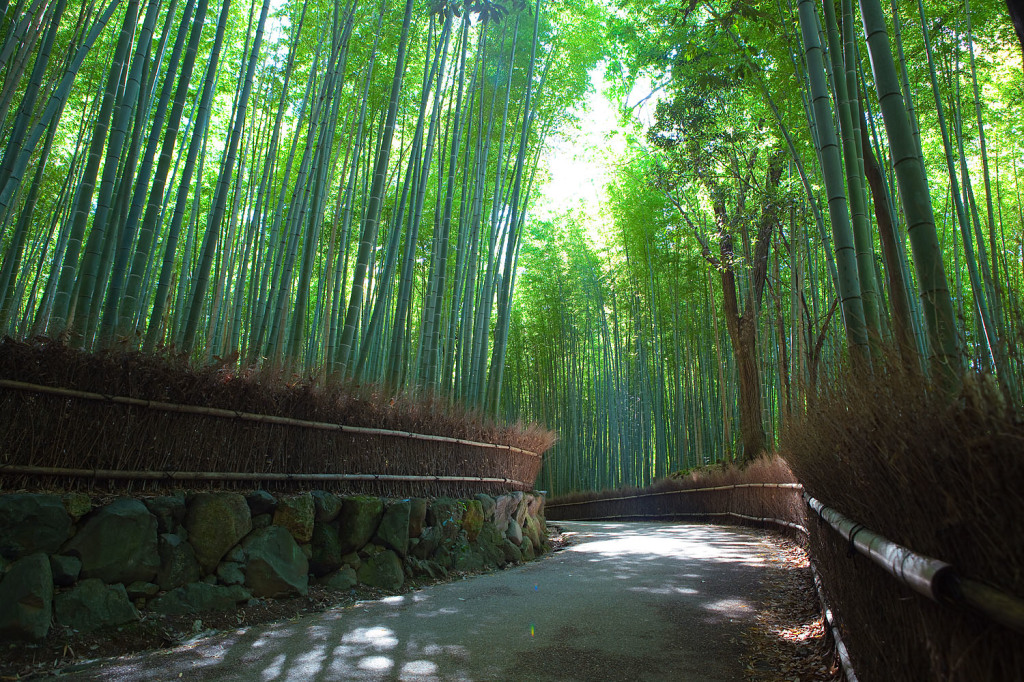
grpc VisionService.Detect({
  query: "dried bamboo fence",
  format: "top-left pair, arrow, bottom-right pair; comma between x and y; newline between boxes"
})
546,482 -> 807,534
0,379 -> 543,496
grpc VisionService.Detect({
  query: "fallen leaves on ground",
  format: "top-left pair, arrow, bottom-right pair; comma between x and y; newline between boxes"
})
744,534 -> 842,682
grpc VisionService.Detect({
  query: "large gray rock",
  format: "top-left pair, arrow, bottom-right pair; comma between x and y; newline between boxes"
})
309,522 -> 343,577
0,553 -> 52,639
513,491 -> 529,526
0,494 -> 71,559
411,526 -> 442,560
272,494 -> 314,543
373,500 -> 411,557
156,533 -> 201,590
311,491 -> 342,523
126,582 -> 159,599
54,579 -> 138,632
356,550 -> 404,591
453,542 -> 486,573
63,499 -> 159,584
523,514 -> 544,552
144,494 -> 186,534
474,494 -> 496,521
319,566 -> 357,591
405,556 -> 445,580
505,518 -> 523,546
408,498 -> 428,539
501,539 -> 523,564
475,522 -> 506,567
526,493 -> 545,519
492,494 -> 518,533
426,498 -> 464,539
216,562 -> 245,586
242,526 -> 309,598
245,490 -> 276,516
149,582 -> 251,616
50,554 -> 82,586
185,493 -> 252,573
337,497 -> 383,554
520,535 -> 536,561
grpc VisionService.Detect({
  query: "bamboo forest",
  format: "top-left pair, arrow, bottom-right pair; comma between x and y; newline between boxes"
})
0,0 -> 1021,499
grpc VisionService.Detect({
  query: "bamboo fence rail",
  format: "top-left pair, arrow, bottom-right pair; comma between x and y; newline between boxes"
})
0,378 -> 544,493
811,561 -> 859,682
805,492 -> 1024,635
545,482 -> 804,508
0,379 -> 540,457
0,464 -> 531,488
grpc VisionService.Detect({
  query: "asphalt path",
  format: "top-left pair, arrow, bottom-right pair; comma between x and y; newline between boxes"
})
67,522 -> 781,681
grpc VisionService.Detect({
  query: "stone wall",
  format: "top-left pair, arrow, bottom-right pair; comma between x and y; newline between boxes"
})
0,489 -> 548,640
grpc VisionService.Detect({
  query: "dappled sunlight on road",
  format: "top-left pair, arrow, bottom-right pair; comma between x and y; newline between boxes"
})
567,523 -> 768,566
73,522 -> 786,682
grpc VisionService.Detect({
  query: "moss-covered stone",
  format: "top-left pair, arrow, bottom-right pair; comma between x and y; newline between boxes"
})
149,582 -> 251,616
184,493 -> 252,574
242,526 -> 309,598
63,499 -> 159,585
309,522 -> 343,576
427,498 -> 464,540
462,500 -> 484,542
474,494 -> 496,521
408,498 -> 428,538
55,580 -> 138,632
156,533 -> 201,591
311,491 -> 342,523
373,500 -> 411,557
0,553 -> 52,639
272,493 -> 315,544
62,492 -> 93,522
337,497 -> 383,554
319,566 -> 357,591
0,494 -> 71,560
356,550 -> 403,591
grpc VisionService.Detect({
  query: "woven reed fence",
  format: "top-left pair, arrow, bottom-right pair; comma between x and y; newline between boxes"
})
546,482 -> 807,534
0,379 -> 543,496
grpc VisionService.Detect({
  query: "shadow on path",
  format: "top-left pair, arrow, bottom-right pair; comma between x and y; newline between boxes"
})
67,523 -> 780,681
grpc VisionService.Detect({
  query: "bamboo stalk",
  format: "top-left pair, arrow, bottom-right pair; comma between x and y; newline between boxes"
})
546,482 -> 804,508
0,379 -> 540,457
0,464 -> 531,488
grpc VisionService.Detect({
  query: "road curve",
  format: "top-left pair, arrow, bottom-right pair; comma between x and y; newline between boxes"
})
67,522 -> 781,681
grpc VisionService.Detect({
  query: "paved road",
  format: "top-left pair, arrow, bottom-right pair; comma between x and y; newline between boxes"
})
68,522 -> 780,681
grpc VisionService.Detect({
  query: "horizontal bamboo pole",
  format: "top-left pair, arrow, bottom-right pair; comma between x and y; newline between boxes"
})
811,561 -> 859,682
0,379 -> 540,457
805,493 -> 954,601
956,577 -> 1024,635
554,511 -> 807,534
807,492 -> 1024,635
546,482 -> 804,508
0,464 -> 531,489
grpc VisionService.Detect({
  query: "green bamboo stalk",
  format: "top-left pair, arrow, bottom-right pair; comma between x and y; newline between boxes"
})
859,0 -> 960,381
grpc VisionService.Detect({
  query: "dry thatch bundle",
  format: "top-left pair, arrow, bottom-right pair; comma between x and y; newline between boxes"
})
0,338 -> 556,496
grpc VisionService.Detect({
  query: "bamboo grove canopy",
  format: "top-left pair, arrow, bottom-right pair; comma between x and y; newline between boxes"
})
497,1 -> 1024,495
0,0 -> 605,414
